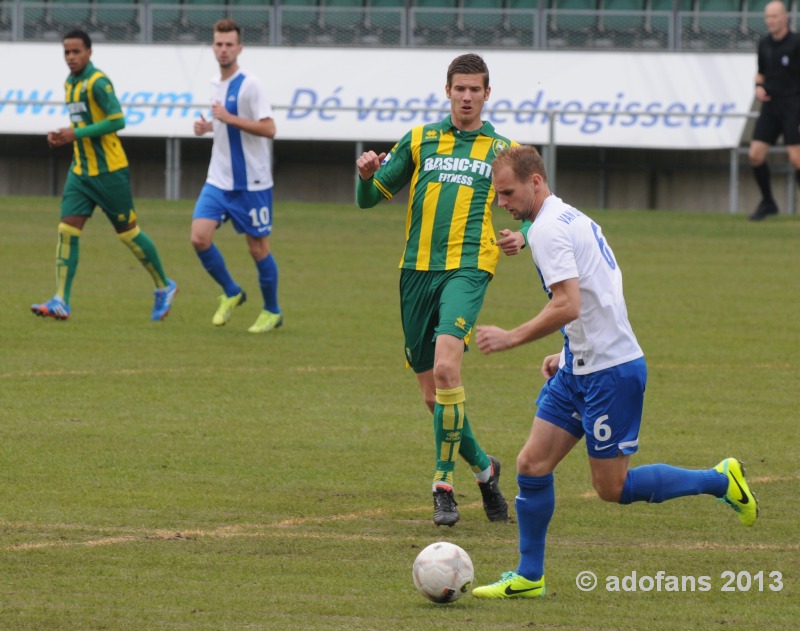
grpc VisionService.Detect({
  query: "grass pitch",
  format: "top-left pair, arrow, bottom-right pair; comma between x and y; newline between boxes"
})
1,196 -> 798,630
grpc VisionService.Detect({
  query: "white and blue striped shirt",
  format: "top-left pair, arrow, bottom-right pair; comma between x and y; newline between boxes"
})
206,68 -> 274,191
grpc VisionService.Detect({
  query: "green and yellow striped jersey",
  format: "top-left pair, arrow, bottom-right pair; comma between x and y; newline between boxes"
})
373,116 -> 517,274
64,62 -> 128,176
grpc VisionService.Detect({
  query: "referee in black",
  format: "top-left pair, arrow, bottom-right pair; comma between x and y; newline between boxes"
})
749,0 -> 800,220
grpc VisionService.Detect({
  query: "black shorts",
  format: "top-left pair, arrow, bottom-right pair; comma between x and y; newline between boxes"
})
753,95 -> 800,145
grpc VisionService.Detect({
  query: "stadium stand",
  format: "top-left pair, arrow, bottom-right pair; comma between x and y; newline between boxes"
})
92,0 -> 142,42
150,0 -> 184,42
547,0 -> 600,48
48,0 -> 92,35
317,0 -> 364,46
684,0 -> 743,49
741,0 -> 771,47
230,0 -> 274,45
646,0 -> 691,49
181,0 -> 228,42
410,0 -> 459,47
0,1 -> 13,40
597,0 -> 646,48
505,0 -> 538,47
279,0 -> 319,45
363,0 -> 404,46
0,0 -> 790,50
461,0 -> 505,47
21,1 -> 49,40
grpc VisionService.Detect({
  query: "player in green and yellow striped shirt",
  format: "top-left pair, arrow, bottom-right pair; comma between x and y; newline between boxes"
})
357,53 -> 528,527
32,29 -> 177,322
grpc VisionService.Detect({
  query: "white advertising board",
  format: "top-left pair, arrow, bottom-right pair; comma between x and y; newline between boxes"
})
0,43 -> 756,149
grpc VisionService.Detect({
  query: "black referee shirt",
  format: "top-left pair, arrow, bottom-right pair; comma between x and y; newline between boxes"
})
757,31 -> 800,98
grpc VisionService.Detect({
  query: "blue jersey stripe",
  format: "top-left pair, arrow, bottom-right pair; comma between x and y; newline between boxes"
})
226,73 -> 247,190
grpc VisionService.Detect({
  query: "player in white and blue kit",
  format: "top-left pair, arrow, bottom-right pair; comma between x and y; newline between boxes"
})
191,18 -> 282,333
472,146 -> 758,599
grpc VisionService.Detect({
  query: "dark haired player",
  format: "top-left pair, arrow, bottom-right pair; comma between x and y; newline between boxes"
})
33,29 -> 176,321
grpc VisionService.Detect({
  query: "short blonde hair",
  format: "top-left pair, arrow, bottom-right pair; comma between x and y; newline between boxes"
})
492,146 -> 548,183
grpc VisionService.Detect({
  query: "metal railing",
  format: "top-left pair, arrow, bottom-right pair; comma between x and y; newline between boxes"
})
0,1 -> 789,50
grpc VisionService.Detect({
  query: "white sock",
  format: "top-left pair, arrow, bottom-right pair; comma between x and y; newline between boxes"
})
475,463 -> 492,484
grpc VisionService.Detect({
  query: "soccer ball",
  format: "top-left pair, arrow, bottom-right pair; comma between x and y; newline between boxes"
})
412,541 -> 474,603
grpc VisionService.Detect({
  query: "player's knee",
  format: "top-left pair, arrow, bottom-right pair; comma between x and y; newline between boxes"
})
516,451 -> 551,477
748,148 -> 766,167
593,478 -> 624,503
191,233 -> 212,252
432,361 -> 460,390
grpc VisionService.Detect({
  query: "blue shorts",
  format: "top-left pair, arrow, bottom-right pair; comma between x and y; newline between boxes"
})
535,357 -> 647,459
193,183 -> 274,237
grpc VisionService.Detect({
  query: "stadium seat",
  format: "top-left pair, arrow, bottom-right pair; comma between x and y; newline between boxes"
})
279,0 -> 320,45
230,0 -> 274,45
93,0 -> 143,42
21,1 -> 48,39
182,0 -> 229,42
364,0 -> 404,46
547,0 -> 600,48
461,0 -> 505,47
645,0 -> 692,49
740,0 -> 770,47
411,0 -> 459,47
687,0 -> 742,50
318,0 -> 365,46
505,0 -> 538,47
598,0 -> 646,47
149,0 -> 184,42
0,1 -> 13,40
48,0 -> 93,34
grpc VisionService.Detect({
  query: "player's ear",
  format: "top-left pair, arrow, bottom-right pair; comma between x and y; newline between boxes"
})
484,86 -> 491,101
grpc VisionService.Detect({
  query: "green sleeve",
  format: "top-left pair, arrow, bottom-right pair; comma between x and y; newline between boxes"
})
356,177 -> 384,208
92,75 -> 124,117
75,74 -> 126,139
374,133 -> 415,197
519,220 -> 533,248
74,116 -> 125,139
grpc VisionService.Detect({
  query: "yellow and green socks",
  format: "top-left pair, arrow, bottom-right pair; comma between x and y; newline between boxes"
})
117,226 -> 168,288
432,386 -> 466,489
55,222 -> 81,304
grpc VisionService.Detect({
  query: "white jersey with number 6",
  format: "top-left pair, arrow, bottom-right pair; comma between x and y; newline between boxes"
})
526,195 -> 643,375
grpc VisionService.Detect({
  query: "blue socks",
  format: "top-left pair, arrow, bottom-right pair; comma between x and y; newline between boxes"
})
196,244 -> 240,297
515,465 -> 728,582
197,246 -> 280,314
255,253 -> 280,313
619,464 -> 728,505
516,473 -> 554,582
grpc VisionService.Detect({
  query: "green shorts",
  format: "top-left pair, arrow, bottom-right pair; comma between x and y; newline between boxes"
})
399,268 -> 491,374
61,168 -> 136,229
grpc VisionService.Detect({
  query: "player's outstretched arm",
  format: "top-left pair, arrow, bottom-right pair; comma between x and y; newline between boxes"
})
476,278 -> 580,355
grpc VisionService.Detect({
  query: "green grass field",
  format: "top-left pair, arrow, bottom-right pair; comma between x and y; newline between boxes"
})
1,196 -> 797,630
